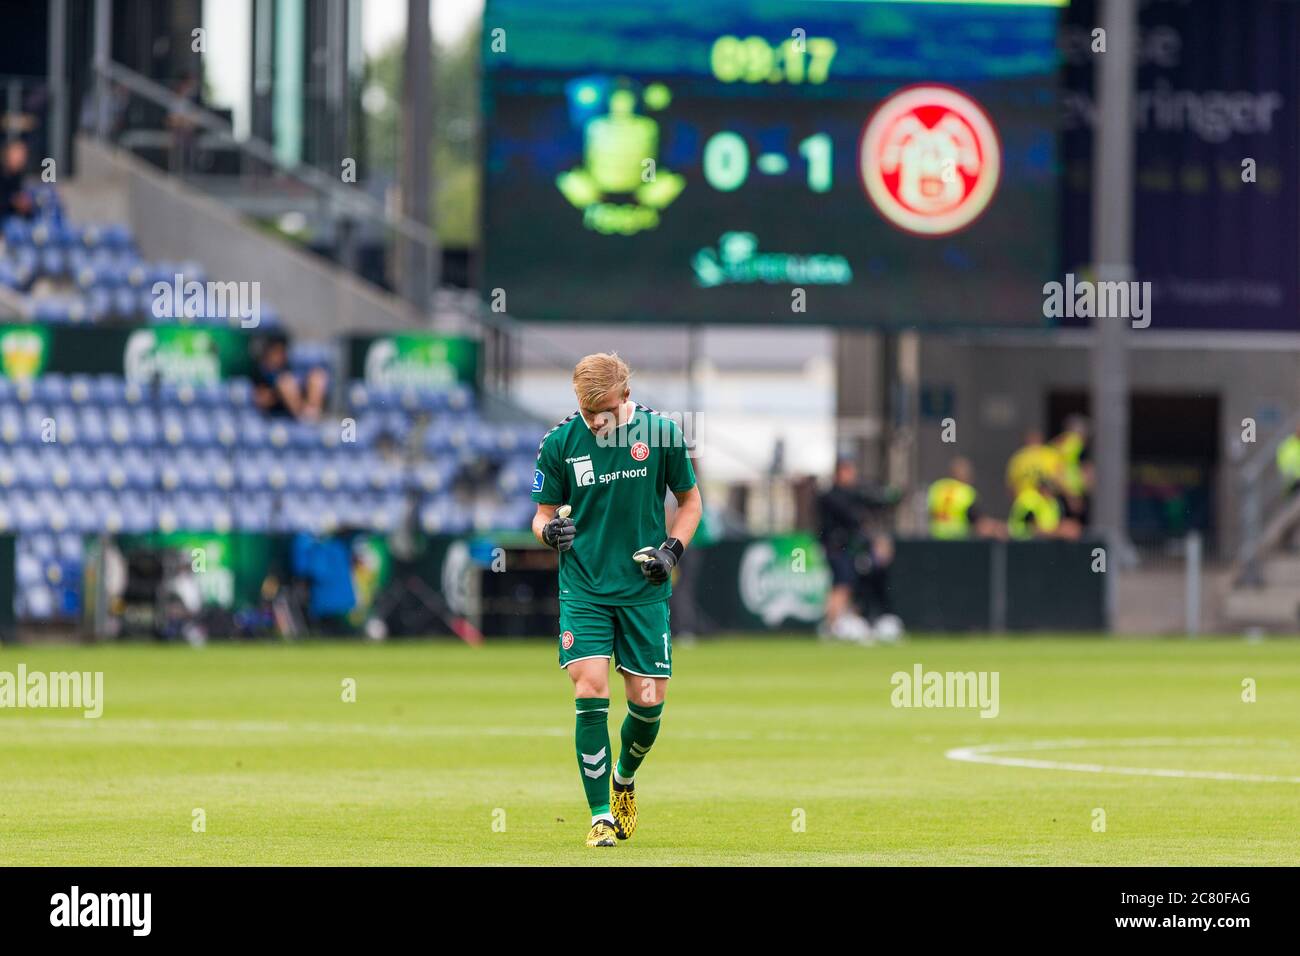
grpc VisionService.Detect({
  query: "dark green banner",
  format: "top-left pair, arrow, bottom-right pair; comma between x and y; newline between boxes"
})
0,324 -> 253,383
346,332 -> 479,390
691,533 -> 831,631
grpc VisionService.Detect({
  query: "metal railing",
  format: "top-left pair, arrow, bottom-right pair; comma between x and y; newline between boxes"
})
1233,408 -> 1300,586
0,74 -> 52,153
89,59 -> 436,308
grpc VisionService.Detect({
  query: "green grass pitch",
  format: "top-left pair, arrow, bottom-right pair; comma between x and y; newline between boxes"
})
1,636 -> 1297,865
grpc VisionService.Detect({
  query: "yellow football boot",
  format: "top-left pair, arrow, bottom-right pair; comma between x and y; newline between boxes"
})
585,819 -> 618,847
611,780 -> 637,840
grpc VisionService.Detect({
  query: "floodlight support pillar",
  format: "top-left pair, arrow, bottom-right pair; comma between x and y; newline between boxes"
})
92,0 -> 112,139
834,329 -> 886,482
1090,0 -> 1138,626
48,0 -> 69,168
399,0 -> 437,312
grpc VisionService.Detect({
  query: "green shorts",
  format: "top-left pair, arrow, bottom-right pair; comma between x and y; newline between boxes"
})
558,599 -> 672,679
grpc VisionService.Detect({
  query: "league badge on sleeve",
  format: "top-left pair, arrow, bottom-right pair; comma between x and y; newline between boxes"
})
532,469 -> 546,493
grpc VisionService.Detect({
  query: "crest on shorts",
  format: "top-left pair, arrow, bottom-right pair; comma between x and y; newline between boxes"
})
561,629 -> 575,649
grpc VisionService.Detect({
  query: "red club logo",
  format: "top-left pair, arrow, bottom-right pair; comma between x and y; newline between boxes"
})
859,85 -> 1000,236
630,441 -> 650,461
561,630 -> 575,649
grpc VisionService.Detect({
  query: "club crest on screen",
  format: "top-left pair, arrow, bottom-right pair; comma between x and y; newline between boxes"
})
859,84 -> 1001,236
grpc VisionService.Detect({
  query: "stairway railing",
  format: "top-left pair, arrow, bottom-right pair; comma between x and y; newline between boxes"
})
88,59 -> 436,307
1234,409 -> 1300,586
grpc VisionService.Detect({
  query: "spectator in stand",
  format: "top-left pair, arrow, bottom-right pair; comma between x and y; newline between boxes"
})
927,456 -> 1005,539
251,333 -> 329,422
0,139 -> 34,220
1005,427 -> 1065,498
1277,423 -> 1300,494
1000,420 -> 1089,541
1050,415 -> 1092,524
1008,476 -> 1082,541
165,72 -> 203,174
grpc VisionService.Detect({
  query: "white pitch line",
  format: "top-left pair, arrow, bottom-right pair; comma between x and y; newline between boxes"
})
0,716 -> 841,744
0,717 -> 571,740
946,737 -> 1300,784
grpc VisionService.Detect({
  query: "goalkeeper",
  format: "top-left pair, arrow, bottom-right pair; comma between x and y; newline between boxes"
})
531,353 -> 702,848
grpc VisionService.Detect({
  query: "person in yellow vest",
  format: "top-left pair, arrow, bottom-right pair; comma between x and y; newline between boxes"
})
1006,428 -> 1066,498
1050,415 -> 1092,523
1278,425 -> 1300,493
927,457 -> 1004,539
1008,478 -> 1082,540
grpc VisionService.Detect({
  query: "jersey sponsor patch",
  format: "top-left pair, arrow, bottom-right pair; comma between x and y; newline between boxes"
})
532,469 -> 545,493
561,629 -> 575,649
630,441 -> 649,461
572,458 -> 596,486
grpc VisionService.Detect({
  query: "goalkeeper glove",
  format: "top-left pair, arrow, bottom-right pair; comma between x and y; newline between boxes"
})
632,538 -> 684,585
542,504 -> 576,552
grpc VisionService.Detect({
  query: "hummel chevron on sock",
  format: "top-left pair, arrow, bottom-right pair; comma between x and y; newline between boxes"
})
615,700 -> 663,780
575,697 -> 611,816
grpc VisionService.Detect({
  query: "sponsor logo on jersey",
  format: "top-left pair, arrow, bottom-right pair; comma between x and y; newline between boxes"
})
572,458 -> 596,486
598,466 -> 647,485
532,469 -> 545,493
561,630 -> 575,649
630,441 -> 649,461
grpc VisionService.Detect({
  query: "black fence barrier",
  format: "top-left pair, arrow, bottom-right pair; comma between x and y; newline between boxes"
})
433,534 -> 1108,636
888,539 -> 993,632
413,534 -> 1109,636
888,538 -> 1107,633
0,534 -> 13,641
1005,539 -> 1107,631
56,532 -> 1109,640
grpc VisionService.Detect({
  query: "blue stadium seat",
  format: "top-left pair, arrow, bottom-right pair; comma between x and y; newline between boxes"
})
4,217 -> 32,247
32,296 -> 72,324
226,378 -> 253,406
0,259 -> 23,289
129,409 -> 158,446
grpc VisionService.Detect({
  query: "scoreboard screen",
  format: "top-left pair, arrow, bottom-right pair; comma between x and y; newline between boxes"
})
482,0 -> 1065,327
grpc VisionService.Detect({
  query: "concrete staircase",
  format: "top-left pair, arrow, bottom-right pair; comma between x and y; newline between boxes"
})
1116,562 -> 1230,636
70,136 -> 424,339
1223,553 -> 1300,631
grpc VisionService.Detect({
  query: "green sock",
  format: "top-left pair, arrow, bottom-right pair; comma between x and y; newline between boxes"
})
615,700 -> 664,780
575,697 -> 611,816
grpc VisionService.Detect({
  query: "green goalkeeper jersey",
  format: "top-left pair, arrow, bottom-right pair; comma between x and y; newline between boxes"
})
532,404 -> 697,605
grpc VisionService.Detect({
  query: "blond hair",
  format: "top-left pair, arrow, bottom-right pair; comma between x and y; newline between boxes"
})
572,352 -> 631,409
